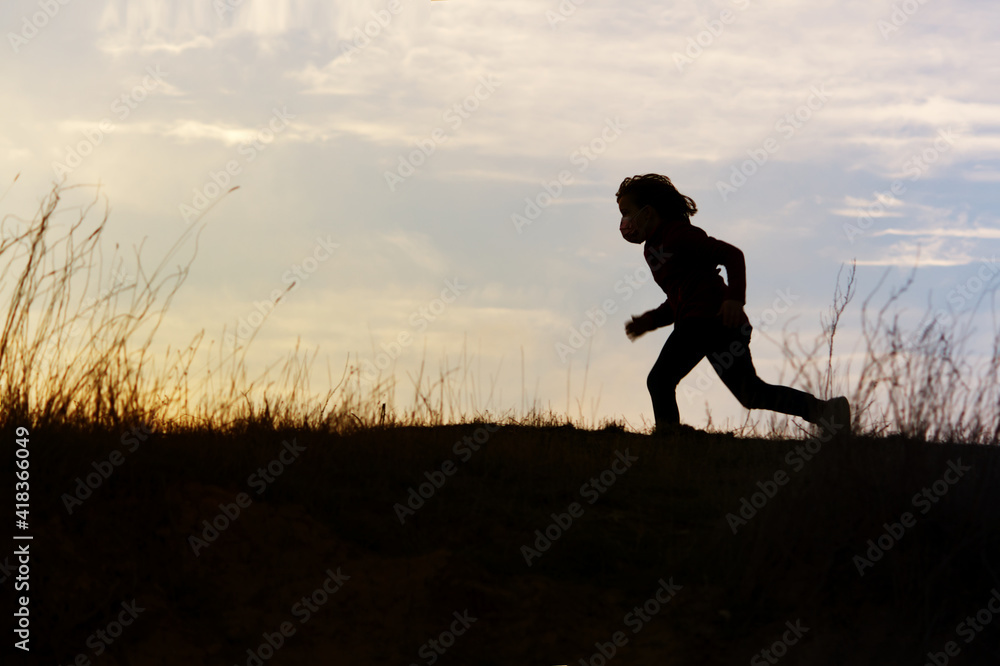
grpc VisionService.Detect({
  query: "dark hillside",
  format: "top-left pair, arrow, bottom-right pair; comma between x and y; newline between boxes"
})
15,423 -> 1000,665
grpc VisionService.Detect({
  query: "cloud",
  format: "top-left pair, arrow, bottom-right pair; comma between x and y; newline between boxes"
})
830,209 -> 904,219
873,227 -> 1000,239
379,229 -> 449,275
854,238 -> 978,267
962,168 -> 1000,182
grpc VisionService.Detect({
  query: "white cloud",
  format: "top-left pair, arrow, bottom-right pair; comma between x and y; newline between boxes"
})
830,209 -> 904,219
854,238 -> 978,267
379,229 -> 449,275
873,227 -> 1000,239
963,168 -> 1000,182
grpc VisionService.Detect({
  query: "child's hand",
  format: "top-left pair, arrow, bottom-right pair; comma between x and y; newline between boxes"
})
718,299 -> 745,328
625,315 -> 651,341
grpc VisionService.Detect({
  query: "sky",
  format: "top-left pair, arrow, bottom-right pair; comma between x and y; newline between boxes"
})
2,0 -> 999,433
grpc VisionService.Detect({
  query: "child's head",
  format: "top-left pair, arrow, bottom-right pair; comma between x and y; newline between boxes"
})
616,174 -> 697,223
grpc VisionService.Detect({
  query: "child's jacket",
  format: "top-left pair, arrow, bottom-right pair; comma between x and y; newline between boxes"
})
640,217 -> 750,328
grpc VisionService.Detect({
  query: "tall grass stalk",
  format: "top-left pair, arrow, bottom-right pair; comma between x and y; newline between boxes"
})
2,182 -> 997,442
771,261 -> 1000,445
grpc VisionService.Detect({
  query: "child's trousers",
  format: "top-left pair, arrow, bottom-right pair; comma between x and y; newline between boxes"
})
647,317 -> 816,428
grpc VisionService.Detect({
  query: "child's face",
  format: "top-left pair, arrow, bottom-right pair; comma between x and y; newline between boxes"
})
617,195 -> 658,243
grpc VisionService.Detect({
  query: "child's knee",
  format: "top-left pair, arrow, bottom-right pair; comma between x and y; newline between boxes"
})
647,365 -> 682,393
709,340 -> 749,373
734,379 -> 767,409
646,370 -> 659,393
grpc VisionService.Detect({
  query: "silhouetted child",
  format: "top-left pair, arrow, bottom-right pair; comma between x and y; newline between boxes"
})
617,173 -> 850,439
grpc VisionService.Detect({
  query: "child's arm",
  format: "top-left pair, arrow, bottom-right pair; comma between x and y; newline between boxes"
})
625,300 -> 674,340
644,299 -> 675,327
706,237 -> 746,304
705,236 -> 748,327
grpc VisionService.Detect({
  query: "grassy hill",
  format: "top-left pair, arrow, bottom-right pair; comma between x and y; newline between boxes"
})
16,421 -> 1000,665
5,183 -> 1000,665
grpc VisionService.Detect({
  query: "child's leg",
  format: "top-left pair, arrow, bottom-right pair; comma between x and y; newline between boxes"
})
647,324 -> 712,427
706,324 -> 818,419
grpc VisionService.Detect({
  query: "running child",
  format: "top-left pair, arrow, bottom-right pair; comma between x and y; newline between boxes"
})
617,173 -> 850,438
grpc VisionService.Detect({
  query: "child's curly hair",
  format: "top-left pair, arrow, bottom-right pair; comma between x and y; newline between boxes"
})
616,174 -> 697,221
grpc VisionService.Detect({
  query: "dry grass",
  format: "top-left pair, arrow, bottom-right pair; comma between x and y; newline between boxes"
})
768,260 -> 1000,445
1,180 -> 998,444
0,181 -> 616,436
11,182 -> 1000,664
